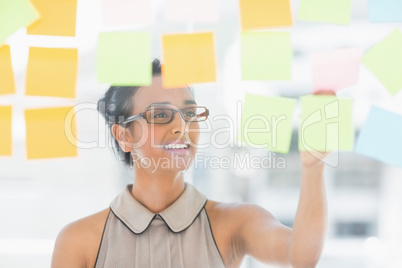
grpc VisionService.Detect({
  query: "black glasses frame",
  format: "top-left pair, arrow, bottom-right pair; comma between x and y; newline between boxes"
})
122,106 -> 209,125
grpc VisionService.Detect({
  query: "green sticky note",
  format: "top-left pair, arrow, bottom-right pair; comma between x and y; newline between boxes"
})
362,29 -> 402,96
0,0 -> 39,45
298,95 -> 354,152
97,32 -> 152,86
298,0 -> 352,25
237,93 -> 296,154
241,32 -> 292,80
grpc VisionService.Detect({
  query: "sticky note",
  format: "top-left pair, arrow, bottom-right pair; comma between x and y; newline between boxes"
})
26,47 -> 78,98
356,106 -> 402,168
368,0 -> 402,23
237,94 -> 296,154
166,0 -> 219,23
0,0 -> 39,44
298,0 -> 352,25
362,29 -> 402,95
162,32 -> 216,88
311,48 -> 361,92
27,0 -> 77,36
239,0 -> 292,30
102,0 -> 152,26
0,45 -> 15,95
97,32 -> 151,86
299,95 -> 354,152
0,106 -> 12,156
25,107 -> 77,159
241,32 -> 292,80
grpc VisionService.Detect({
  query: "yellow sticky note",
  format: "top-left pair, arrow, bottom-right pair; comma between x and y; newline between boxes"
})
25,107 -> 77,159
0,106 -> 12,156
27,0 -> 77,36
162,32 -> 217,88
0,45 -> 15,95
239,0 -> 292,30
26,47 -> 78,98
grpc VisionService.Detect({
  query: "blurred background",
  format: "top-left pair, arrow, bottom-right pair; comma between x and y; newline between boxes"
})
1,0 -> 402,267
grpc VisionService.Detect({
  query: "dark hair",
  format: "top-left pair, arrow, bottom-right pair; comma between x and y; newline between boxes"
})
97,59 -> 194,168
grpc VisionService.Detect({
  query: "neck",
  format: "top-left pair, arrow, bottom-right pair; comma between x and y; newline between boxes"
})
131,167 -> 185,213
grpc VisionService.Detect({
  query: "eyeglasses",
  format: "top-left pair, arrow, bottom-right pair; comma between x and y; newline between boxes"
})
122,106 -> 209,125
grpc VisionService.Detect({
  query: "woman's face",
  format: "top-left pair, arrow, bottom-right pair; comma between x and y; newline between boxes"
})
127,76 -> 200,173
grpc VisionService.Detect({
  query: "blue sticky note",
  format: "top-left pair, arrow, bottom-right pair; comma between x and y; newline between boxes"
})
368,0 -> 402,23
356,106 -> 402,168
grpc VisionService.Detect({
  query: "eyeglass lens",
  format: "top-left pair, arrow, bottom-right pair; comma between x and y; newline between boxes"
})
145,107 -> 207,124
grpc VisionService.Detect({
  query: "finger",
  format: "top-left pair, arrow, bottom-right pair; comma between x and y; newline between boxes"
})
314,89 -> 336,96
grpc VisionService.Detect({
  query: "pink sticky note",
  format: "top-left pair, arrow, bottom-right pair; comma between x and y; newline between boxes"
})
166,0 -> 219,23
311,48 -> 361,92
102,0 -> 152,26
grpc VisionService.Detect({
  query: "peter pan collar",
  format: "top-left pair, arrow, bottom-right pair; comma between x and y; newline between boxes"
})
109,182 -> 207,234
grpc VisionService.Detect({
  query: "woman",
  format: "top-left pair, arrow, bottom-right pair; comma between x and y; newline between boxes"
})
51,59 -> 328,268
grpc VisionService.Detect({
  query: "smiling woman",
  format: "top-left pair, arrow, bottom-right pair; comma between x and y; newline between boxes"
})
95,59 -> 196,168
51,59 -> 328,268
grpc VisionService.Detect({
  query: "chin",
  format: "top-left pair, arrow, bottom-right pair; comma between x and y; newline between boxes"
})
147,153 -> 194,174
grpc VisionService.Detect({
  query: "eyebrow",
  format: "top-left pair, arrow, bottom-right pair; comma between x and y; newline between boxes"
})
146,100 -> 197,109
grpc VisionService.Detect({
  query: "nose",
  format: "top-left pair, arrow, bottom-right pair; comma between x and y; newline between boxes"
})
170,110 -> 188,134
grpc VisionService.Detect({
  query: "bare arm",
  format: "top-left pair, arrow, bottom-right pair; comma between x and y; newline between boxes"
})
287,154 -> 327,267
237,152 -> 328,268
51,223 -> 87,268
51,209 -> 110,268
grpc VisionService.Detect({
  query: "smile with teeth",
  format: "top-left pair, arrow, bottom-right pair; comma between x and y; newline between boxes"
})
164,144 -> 190,150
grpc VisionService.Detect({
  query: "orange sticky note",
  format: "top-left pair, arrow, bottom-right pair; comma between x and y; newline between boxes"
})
162,32 -> 217,88
25,106 -> 77,159
0,45 -> 15,95
239,0 -> 293,30
27,0 -> 77,36
26,47 -> 78,98
0,106 -> 12,156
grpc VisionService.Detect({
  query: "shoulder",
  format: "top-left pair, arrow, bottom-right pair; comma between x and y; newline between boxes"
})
205,200 -> 277,226
205,200 -> 291,260
213,201 -> 291,246
205,200 -> 281,265
205,200 -> 276,244
51,208 -> 111,268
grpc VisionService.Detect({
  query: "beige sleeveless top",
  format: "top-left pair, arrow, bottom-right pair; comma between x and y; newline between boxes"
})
94,183 -> 225,268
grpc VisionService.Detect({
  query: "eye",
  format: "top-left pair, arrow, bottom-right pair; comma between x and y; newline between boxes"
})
153,112 -> 168,118
184,110 -> 196,117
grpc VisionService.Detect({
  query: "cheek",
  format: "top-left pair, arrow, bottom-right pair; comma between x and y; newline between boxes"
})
140,125 -> 162,150
188,123 -> 200,144
130,121 -> 149,144
130,122 -> 159,153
